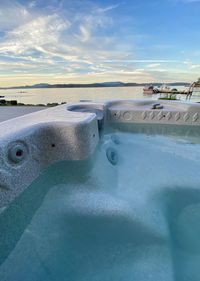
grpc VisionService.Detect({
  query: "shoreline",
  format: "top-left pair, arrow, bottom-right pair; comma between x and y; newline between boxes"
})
0,82 -> 191,90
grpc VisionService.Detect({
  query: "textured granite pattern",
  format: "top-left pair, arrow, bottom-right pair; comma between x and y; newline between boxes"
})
0,104 -> 99,208
1,100 -> 200,209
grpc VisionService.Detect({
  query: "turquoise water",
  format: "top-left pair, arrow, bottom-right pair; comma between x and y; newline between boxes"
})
1,126 -> 200,281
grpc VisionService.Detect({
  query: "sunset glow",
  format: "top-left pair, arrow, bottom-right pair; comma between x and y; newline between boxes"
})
0,0 -> 200,87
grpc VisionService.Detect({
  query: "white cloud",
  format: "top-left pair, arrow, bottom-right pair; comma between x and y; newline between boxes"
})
146,63 -> 161,68
0,0 -> 197,86
78,25 -> 91,42
103,59 -> 178,63
0,0 -> 30,30
183,60 -> 200,70
0,1 -> 146,86
28,1 -> 37,8
0,14 -> 70,55
97,3 -> 122,13
0,1 -> 116,61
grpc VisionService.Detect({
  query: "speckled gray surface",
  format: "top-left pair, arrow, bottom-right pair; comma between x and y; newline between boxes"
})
0,104 -> 99,208
1,99 -> 200,209
105,99 -> 200,125
0,106 -> 46,122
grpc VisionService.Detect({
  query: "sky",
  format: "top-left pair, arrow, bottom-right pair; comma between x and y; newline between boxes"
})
0,0 -> 200,87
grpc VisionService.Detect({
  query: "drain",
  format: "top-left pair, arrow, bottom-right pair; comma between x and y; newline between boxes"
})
106,147 -> 118,165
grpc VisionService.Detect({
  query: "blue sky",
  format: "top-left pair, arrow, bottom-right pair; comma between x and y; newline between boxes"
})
0,0 -> 200,86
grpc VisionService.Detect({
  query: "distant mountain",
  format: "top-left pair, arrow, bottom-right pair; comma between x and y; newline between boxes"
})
164,82 -> 191,86
99,81 -> 125,86
32,83 -> 52,88
0,81 -> 191,90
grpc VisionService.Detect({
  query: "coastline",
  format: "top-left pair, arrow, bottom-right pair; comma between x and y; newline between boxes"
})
0,82 -> 191,90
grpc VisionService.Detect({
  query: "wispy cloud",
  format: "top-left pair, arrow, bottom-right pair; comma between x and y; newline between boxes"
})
0,0 -> 30,30
0,0 -> 126,84
146,63 -> 161,68
0,14 -> 70,55
0,0 -> 199,86
97,3 -> 122,12
103,60 -> 179,63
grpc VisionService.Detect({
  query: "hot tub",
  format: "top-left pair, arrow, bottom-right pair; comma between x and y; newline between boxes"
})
1,100 -> 200,281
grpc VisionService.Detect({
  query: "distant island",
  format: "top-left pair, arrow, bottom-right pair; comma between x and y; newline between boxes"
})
0,81 -> 191,90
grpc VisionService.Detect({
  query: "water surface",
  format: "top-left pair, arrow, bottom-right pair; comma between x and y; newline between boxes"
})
1,86 -> 200,105
1,127 -> 200,281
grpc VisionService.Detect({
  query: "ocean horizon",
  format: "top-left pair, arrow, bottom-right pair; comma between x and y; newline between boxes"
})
1,86 -> 200,105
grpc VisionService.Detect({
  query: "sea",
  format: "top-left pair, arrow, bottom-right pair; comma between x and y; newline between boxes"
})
1,86 -> 200,105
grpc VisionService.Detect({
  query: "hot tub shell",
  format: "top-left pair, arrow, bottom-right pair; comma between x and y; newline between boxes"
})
1,99 -> 200,209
